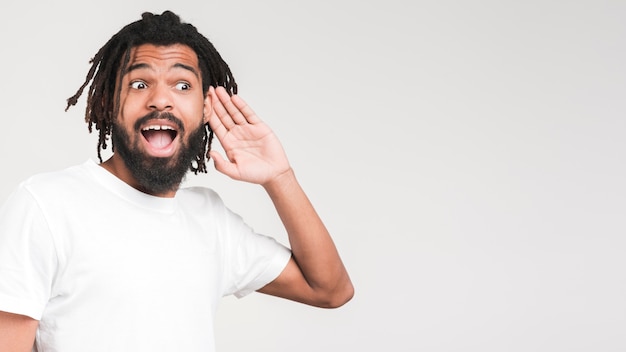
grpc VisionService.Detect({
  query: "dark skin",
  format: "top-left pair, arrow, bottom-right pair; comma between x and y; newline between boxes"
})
0,44 -> 353,351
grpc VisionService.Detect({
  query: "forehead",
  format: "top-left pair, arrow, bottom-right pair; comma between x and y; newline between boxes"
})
126,43 -> 200,70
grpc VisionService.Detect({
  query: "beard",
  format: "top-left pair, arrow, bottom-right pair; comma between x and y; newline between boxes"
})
111,111 -> 206,195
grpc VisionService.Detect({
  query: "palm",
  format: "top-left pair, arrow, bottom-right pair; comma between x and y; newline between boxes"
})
208,87 -> 290,185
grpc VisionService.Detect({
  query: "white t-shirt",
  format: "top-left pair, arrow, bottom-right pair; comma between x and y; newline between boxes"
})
0,160 -> 291,351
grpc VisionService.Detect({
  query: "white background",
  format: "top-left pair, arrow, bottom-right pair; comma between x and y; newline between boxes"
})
1,1 -> 625,351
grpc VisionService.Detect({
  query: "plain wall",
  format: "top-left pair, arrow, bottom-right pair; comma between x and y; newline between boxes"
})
1,1 -> 625,351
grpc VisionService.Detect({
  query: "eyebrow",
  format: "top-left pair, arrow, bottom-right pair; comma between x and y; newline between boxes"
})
125,62 -> 200,78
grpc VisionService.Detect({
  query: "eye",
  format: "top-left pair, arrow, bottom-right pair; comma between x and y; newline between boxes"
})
130,81 -> 147,90
175,82 -> 191,91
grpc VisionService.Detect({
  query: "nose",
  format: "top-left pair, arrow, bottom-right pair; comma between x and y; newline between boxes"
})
147,84 -> 173,111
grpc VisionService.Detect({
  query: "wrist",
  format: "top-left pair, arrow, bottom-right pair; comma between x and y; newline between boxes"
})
262,167 -> 297,195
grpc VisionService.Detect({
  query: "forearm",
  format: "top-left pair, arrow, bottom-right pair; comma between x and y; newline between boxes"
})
263,169 -> 352,296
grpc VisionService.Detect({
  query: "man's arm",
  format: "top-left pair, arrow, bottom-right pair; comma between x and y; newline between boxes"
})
207,87 -> 354,308
0,311 -> 38,352
256,169 -> 353,307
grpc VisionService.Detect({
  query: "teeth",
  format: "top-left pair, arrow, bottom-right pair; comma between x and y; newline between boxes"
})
142,125 -> 175,131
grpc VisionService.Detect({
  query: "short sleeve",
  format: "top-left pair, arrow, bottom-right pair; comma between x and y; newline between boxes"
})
0,184 -> 57,320
219,207 -> 291,299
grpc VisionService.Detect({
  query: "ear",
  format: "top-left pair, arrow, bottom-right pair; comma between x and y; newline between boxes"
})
203,87 -> 214,123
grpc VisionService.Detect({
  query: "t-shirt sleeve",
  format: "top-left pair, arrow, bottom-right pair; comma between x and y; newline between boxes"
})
0,184 -> 57,320
217,202 -> 292,299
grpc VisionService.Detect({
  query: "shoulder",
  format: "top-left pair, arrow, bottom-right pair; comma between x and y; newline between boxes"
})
19,161 -> 93,198
0,161 -> 98,214
23,161 -> 92,187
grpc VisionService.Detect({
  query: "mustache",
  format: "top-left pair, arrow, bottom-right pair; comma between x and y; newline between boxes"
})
133,111 -> 185,132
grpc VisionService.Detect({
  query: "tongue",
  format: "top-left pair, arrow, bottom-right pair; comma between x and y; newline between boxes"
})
143,130 -> 173,149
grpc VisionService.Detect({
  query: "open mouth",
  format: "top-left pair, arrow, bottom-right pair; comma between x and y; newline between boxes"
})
141,125 -> 178,149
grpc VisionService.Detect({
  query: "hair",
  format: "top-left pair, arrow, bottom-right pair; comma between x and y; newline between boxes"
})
65,10 -> 237,174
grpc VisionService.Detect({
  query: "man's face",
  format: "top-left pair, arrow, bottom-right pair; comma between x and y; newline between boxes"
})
112,43 -> 211,195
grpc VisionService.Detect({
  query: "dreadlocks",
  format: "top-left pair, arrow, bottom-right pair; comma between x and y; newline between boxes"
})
65,10 -> 238,174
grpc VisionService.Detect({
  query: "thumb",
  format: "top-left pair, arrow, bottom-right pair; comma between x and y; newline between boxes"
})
209,151 -> 239,179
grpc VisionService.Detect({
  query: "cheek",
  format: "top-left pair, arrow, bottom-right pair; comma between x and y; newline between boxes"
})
181,98 -> 209,125
118,97 -> 143,124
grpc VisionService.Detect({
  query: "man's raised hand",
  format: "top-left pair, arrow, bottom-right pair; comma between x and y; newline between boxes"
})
207,86 -> 291,186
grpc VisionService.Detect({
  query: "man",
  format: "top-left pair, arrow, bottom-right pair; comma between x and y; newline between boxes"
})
0,11 -> 353,351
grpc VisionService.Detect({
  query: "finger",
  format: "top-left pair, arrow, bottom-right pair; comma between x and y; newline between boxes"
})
215,86 -> 257,125
209,150 -> 239,179
207,88 -> 229,138
231,94 -> 262,124
211,86 -> 238,129
208,111 -> 228,141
